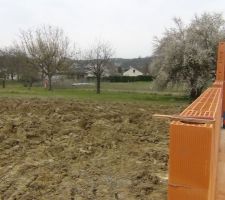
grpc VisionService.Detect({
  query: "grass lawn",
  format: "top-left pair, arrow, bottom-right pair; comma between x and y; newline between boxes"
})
0,81 -> 188,105
72,81 -> 186,95
101,81 -> 153,92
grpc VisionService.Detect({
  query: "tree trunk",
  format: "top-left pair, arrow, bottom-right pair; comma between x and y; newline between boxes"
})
2,74 -> 6,88
28,78 -> 33,90
2,80 -> 5,88
196,87 -> 203,98
189,86 -> 203,100
189,80 -> 197,100
41,70 -> 45,87
2,77 -> 5,88
96,76 -> 101,94
190,88 -> 196,99
48,75 -> 52,91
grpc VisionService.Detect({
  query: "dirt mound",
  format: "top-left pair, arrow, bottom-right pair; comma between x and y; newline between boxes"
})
0,98 -> 185,199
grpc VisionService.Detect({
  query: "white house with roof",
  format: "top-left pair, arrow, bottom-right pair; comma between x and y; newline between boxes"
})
123,67 -> 143,77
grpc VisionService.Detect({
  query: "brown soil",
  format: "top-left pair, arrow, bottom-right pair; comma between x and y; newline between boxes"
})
0,98 -> 185,200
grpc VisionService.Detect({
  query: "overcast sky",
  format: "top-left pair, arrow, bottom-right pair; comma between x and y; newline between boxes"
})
0,0 -> 225,58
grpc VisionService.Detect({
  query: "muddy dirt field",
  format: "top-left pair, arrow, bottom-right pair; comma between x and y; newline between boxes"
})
0,98 -> 185,200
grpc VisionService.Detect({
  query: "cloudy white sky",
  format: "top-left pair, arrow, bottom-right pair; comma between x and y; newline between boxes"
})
0,0 -> 225,58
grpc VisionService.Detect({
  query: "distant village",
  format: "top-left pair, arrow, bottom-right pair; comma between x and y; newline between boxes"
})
1,54 -> 153,89
68,57 -> 152,82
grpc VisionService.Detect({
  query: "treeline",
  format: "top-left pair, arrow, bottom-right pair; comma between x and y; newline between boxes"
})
101,75 -> 154,82
0,25 -> 75,90
0,48 -> 40,89
0,25 -> 114,93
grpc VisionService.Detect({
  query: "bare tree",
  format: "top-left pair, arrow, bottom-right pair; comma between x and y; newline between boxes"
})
86,40 -> 114,94
19,25 -> 75,90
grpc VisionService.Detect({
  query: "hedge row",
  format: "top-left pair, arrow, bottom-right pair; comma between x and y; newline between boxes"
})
101,75 -> 154,82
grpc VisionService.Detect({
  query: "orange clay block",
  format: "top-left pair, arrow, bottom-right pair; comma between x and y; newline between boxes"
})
216,130 -> 225,200
216,42 -> 225,116
168,87 -> 222,200
216,42 -> 225,81
168,124 -> 213,200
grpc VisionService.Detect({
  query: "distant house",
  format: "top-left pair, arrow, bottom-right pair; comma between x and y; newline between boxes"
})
123,67 -> 143,77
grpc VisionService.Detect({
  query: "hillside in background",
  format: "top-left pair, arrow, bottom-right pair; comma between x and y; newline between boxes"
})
75,57 -> 152,76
